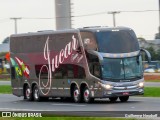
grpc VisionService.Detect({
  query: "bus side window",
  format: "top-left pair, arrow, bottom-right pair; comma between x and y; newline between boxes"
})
54,71 -> 63,79
35,64 -> 49,79
93,63 -> 101,78
67,64 -> 85,79
68,70 -> 74,78
80,32 -> 98,51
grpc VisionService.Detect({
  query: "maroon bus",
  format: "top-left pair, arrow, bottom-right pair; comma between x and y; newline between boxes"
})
10,27 -> 151,103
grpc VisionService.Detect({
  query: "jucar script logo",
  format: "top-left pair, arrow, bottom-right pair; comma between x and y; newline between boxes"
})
39,35 -> 79,95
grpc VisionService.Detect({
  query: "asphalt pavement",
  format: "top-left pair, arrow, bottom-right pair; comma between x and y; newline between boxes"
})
0,94 -> 160,117
145,82 -> 160,87
0,81 -> 10,85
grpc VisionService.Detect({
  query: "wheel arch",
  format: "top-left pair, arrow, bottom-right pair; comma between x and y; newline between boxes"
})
31,82 -> 38,92
80,82 -> 89,95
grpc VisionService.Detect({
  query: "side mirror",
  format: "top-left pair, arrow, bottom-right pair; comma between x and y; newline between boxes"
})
87,50 -> 103,63
140,48 -> 151,63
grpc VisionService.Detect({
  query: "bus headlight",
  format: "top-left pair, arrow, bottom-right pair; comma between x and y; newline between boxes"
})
139,82 -> 144,88
101,84 -> 113,89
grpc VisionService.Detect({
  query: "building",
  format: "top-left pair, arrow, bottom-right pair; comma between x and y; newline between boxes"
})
0,37 -> 9,53
138,38 -> 160,51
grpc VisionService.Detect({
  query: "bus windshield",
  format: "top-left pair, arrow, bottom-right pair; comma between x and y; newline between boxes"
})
95,30 -> 139,53
101,56 -> 143,81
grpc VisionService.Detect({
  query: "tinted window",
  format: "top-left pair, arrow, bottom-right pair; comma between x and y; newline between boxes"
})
80,32 -> 98,50
85,52 -> 101,78
10,33 -> 79,53
96,30 -> 139,53
10,35 -> 46,53
35,64 -> 86,79
101,56 -> 143,81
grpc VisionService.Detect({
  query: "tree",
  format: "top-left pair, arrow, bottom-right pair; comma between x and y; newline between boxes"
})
137,37 -> 146,41
154,26 -> 160,39
155,33 -> 160,39
156,48 -> 160,60
145,47 -> 158,61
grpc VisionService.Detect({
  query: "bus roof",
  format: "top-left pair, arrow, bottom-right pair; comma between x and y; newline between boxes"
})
10,29 -> 79,38
78,26 -> 133,32
10,26 -> 133,38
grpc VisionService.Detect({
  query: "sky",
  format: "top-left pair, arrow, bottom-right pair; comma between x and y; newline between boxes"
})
0,0 -> 159,43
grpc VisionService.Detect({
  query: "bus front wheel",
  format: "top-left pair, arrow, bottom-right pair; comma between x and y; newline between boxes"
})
119,96 -> 129,102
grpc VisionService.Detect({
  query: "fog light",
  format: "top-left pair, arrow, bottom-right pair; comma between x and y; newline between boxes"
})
139,89 -> 143,92
107,91 -> 112,94
139,82 -> 144,87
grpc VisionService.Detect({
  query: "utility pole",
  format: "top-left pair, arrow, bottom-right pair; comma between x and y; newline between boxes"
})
55,0 -> 71,30
159,0 -> 160,38
10,18 -> 21,34
108,11 -> 120,27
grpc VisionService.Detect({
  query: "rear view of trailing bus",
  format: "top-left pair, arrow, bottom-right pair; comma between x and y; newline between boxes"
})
10,27 -> 151,103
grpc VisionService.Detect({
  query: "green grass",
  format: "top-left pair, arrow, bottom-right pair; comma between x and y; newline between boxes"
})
143,87 -> 160,97
0,117 -> 139,120
0,85 -> 11,94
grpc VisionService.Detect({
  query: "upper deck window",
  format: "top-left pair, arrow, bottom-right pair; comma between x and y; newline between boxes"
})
80,32 -> 98,50
95,30 -> 139,53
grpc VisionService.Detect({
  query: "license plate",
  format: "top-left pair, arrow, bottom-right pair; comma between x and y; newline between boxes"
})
123,92 -> 129,95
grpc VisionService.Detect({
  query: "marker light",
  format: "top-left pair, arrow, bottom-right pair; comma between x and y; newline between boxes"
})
139,82 -> 144,87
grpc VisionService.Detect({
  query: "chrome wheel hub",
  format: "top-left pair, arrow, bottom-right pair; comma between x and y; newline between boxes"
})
84,89 -> 89,101
26,88 -> 30,99
74,89 -> 79,101
34,89 -> 39,100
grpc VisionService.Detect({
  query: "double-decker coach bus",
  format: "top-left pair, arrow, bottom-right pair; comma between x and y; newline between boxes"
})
10,26 -> 151,103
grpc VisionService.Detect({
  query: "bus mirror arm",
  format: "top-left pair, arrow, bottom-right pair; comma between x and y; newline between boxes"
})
87,50 -> 103,63
140,48 -> 151,63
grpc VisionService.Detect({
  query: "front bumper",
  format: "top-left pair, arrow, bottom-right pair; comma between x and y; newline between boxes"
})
102,88 -> 144,97
93,88 -> 144,98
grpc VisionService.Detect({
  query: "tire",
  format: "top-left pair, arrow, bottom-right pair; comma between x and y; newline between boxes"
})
72,86 -> 81,103
83,86 -> 94,103
33,85 -> 41,102
24,86 -> 33,101
109,97 -> 118,102
119,96 -> 129,102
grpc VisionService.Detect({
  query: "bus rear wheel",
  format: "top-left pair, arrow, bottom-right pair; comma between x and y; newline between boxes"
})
119,96 -> 129,102
83,87 -> 94,103
109,97 -> 118,102
33,85 -> 41,102
24,86 -> 33,101
72,86 -> 81,103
